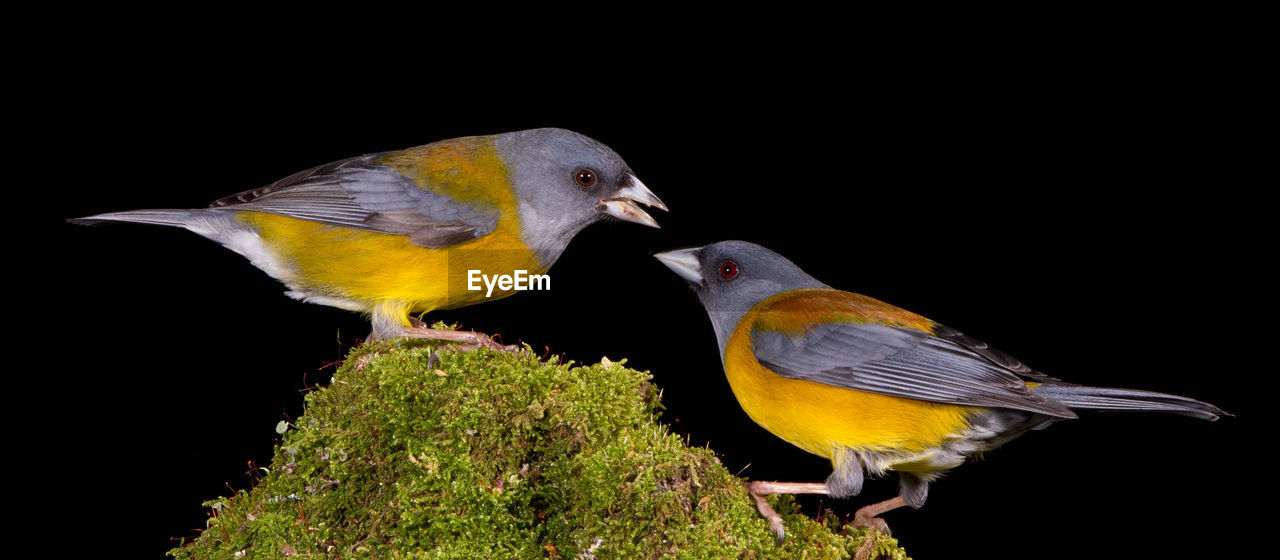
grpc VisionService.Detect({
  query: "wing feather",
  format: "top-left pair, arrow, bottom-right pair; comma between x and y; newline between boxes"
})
752,321 -> 1076,418
209,153 -> 499,247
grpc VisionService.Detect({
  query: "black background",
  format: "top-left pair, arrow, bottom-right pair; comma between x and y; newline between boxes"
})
31,31 -> 1265,560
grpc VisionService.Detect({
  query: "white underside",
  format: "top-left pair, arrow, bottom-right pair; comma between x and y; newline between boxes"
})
860,422 -> 1007,481
186,213 -> 368,313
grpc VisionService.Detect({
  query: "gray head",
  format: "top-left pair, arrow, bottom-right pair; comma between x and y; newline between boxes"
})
493,128 -> 666,263
654,240 -> 827,354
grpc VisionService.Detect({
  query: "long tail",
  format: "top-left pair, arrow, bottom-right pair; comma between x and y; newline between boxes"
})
68,209 -> 199,227
1034,384 -> 1227,421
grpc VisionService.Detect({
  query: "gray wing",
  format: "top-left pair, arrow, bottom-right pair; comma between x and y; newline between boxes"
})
929,324 -> 1070,385
751,322 -> 1076,418
210,153 -> 499,248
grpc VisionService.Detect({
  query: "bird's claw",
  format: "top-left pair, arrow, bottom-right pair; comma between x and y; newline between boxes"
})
746,481 -> 787,544
852,512 -> 891,536
850,495 -> 904,538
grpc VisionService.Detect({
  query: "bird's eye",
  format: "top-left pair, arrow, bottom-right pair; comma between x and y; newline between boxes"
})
575,169 -> 596,188
719,260 -> 739,280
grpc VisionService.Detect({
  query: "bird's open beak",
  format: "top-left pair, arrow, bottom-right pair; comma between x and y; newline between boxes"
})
654,247 -> 704,286
601,175 -> 667,228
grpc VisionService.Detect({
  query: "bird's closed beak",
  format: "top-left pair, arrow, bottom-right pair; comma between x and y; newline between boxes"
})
601,175 -> 668,228
654,247 -> 704,286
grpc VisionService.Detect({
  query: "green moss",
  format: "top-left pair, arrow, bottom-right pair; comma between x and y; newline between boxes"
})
169,340 -> 910,559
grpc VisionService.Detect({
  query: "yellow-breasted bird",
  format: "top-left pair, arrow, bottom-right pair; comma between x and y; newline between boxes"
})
655,240 -> 1225,543
71,128 -> 666,342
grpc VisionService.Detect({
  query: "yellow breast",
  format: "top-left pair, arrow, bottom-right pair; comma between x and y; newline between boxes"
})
237,214 -> 542,314
722,302 -> 978,462
231,136 -> 543,324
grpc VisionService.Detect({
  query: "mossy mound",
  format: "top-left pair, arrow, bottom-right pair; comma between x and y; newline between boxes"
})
169,340 -> 909,559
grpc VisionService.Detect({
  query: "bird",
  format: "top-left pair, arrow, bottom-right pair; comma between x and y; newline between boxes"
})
654,240 -> 1225,545
71,128 -> 667,343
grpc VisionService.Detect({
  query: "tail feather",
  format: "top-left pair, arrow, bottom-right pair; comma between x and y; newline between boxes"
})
68,209 -> 197,228
1034,384 -> 1227,421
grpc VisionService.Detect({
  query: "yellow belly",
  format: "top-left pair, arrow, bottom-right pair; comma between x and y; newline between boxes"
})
723,322 -> 977,461
235,212 -> 544,321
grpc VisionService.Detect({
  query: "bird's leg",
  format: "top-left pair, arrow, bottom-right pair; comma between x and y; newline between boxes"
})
851,495 -> 907,534
397,326 -> 517,351
372,315 -> 520,352
747,480 -> 908,557
746,481 -> 830,544
847,496 -> 909,560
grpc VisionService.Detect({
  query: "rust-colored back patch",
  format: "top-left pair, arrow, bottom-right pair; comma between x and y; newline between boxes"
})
750,288 -> 937,336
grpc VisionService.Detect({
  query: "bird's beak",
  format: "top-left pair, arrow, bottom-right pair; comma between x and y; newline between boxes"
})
601,175 -> 667,228
654,247 -> 704,286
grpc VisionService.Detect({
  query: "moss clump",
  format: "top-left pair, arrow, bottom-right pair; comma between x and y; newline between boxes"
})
169,340 -> 909,559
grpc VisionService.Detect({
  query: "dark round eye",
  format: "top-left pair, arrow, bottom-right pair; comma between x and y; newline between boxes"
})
575,169 -> 596,187
719,260 -> 739,279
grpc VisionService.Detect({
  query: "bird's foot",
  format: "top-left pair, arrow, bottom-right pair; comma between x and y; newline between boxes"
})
745,481 -> 831,545
746,481 -> 787,544
852,510 -> 890,535
847,496 -> 906,560
397,327 -> 522,353
746,482 -> 903,557
850,495 -> 906,536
